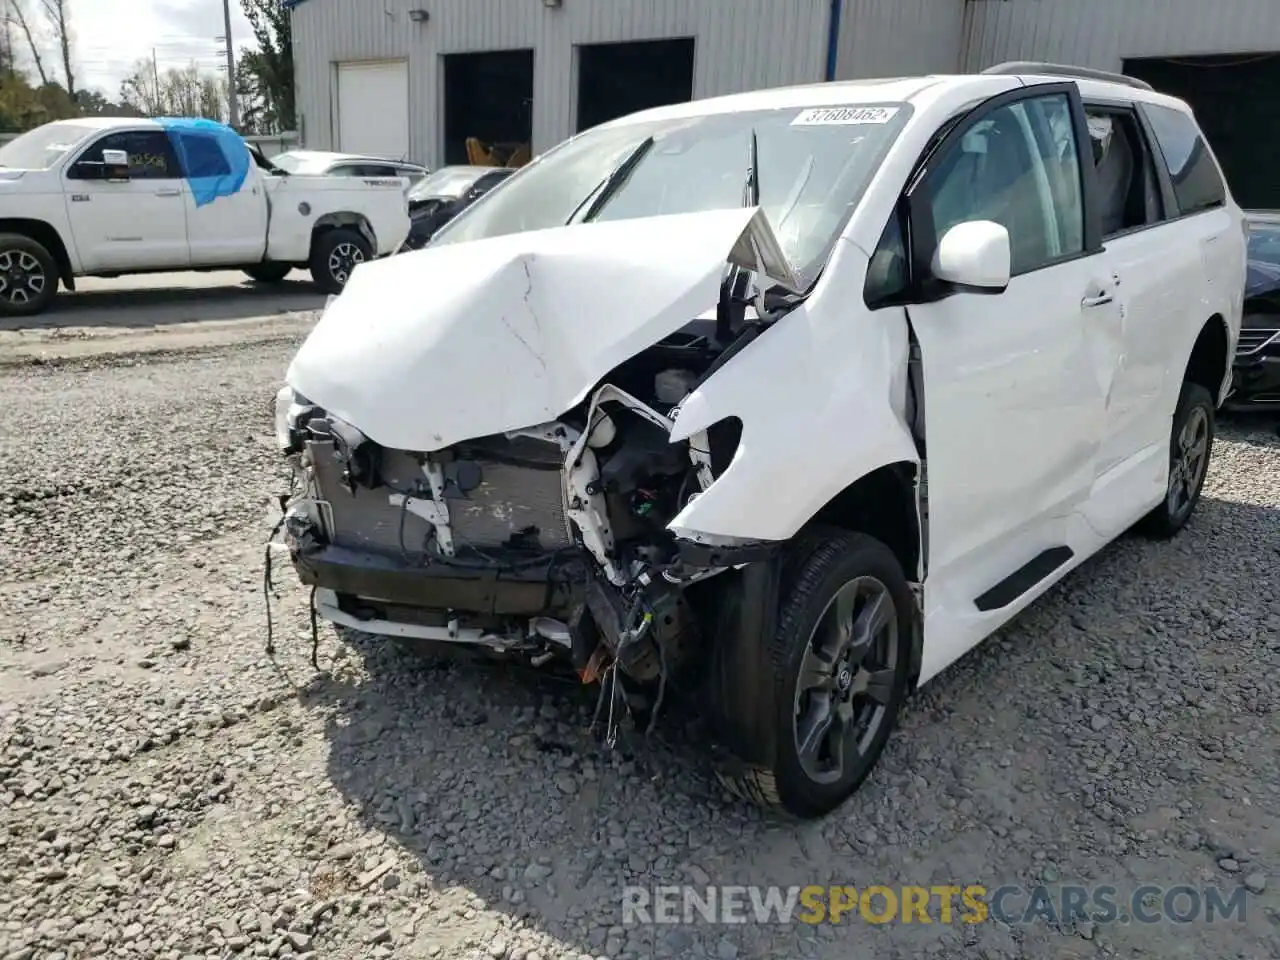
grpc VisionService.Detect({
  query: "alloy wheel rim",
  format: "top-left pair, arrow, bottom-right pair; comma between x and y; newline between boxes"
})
793,575 -> 899,785
328,242 -> 366,285
1168,405 -> 1209,517
0,250 -> 46,306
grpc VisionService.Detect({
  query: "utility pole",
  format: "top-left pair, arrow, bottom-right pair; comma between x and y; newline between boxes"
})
151,47 -> 160,104
220,0 -> 239,129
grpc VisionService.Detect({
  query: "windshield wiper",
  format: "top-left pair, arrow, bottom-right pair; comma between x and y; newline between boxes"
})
742,128 -> 760,207
566,135 -> 655,225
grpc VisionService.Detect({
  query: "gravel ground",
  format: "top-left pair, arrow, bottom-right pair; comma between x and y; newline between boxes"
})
1,338 -> 1277,960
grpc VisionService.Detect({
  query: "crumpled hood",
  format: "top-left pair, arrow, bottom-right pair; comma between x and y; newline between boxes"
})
286,207 -> 799,452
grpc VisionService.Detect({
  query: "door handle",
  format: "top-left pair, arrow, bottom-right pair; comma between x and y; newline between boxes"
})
1082,293 -> 1114,308
155,189 -> 181,197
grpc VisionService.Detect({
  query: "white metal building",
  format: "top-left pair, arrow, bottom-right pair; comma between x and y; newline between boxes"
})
286,0 -> 1280,206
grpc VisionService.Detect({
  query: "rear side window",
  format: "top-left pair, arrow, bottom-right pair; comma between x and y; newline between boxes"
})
1142,104 -> 1226,216
175,133 -> 231,178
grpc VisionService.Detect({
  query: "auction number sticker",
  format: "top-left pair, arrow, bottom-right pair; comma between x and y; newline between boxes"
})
791,106 -> 899,126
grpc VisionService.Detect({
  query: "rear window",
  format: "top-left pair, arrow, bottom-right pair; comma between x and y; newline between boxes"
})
1142,104 -> 1226,216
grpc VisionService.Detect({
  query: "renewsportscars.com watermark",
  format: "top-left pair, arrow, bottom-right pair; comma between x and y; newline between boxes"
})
622,884 -> 1253,927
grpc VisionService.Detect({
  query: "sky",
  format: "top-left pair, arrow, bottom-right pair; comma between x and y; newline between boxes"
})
69,0 -> 255,96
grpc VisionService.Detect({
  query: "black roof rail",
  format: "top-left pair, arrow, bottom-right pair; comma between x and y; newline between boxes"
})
980,61 -> 1155,92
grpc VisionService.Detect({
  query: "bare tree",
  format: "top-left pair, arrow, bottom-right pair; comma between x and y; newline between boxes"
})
120,58 -> 228,121
1,8 -> 15,77
37,0 -> 70,96
5,0 -> 47,86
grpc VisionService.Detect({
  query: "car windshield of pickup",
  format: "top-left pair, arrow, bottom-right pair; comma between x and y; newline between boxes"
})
428,103 -> 912,291
0,121 -> 97,170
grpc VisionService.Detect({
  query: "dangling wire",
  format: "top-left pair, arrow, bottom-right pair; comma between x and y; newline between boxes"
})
308,585 -> 320,669
262,512 -> 287,657
589,661 -> 623,750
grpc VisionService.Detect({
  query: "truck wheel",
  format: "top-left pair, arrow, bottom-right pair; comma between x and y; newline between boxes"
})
0,233 -> 58,317
1137,381 -> 1215,539
244,262 -> 292,284
310,229 -> 371,294
717,531 -> 912,819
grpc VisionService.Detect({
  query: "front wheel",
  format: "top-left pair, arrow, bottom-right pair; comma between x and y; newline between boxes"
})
718,531 -> 913,819
0,233 -> 58,317
309,229 -> 372,295
1138,381 -> 1215,539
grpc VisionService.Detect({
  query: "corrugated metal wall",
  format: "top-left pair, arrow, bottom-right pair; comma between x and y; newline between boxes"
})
290,0 -> 832,168
834,0 -> 964,79
962,0 -> 1280,73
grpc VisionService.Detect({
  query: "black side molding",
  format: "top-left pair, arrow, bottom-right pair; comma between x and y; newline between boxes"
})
973,545 -> 1075,612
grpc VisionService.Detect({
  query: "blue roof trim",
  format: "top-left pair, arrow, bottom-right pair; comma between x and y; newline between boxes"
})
825,0 -> 843,82
280,0 -> 308,8
155,117 -> 251,208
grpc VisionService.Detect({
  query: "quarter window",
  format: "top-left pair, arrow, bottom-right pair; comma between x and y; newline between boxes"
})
1142,104 -> 1227,216
921,92 -> 1084,276
73,131 -> 180,180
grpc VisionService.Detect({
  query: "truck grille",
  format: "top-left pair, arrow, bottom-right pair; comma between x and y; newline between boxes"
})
309,433 -> 572,559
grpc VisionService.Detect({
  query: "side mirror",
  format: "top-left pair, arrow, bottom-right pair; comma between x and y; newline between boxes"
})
101,148 -> 130,182
932,220 -> 1010,293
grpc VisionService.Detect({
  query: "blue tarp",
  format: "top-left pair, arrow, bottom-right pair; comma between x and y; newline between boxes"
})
155,117 -> 251,208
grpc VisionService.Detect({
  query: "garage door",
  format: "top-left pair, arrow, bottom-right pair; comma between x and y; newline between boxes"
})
337,60 -> 410,160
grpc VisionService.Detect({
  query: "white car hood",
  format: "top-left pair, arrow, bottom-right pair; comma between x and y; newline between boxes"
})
286,207 -> 800,452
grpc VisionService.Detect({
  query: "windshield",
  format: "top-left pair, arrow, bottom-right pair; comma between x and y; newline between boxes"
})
429,103 -> 912,288
409,166 -> 491,202
0,122 -> 97,170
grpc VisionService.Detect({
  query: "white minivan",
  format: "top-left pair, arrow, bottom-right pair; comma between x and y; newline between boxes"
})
271,63 -> 1245,819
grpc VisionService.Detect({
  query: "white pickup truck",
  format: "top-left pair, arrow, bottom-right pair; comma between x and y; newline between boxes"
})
0,117 -> 412,317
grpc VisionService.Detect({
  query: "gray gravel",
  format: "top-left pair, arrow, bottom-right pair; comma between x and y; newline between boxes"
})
1,339 -> 1278,960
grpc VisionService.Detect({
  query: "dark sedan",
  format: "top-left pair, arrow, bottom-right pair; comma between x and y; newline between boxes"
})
1229,212 -> 1280,410
402,166 -> 516,251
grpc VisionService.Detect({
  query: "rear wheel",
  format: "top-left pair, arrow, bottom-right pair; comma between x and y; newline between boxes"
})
243,262 -> 292,284
310,229 -> 372,294
1138,381 -> 1214,539
0,233 -> 58,317
717,531 -> 912,819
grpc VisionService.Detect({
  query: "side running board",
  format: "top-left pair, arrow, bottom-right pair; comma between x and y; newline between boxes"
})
973,545 -> 1075,612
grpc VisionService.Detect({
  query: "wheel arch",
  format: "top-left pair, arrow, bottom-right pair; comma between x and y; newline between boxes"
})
1183,313 -> 1231,405
310,212 -> 376,261
806,461 -> 922,583
0,218 -> 74,288
804,460 -> 925,687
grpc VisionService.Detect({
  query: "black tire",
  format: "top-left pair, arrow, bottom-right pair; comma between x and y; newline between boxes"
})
309,228 -> 372,295
717,530 -> 913,819
244,262 -> 292,284
0,233 -> 58,317
1137,381 -> 1215,539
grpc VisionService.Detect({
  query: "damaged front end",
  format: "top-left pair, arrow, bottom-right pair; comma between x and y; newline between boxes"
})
271,207 -> 802,720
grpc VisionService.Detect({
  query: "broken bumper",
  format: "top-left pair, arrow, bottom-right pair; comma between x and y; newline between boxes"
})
291,542 -> 582,618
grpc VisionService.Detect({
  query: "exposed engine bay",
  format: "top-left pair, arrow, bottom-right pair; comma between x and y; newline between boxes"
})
276,261 -> 794,726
